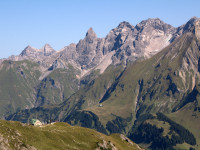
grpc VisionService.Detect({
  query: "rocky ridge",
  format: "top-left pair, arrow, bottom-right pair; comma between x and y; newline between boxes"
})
1,18 -> 182,78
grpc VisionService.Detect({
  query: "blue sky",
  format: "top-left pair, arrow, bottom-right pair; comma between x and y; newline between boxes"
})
0,0 -> 199,59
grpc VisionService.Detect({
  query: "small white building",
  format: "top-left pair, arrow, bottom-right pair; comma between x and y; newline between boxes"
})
31,119 -> 42,126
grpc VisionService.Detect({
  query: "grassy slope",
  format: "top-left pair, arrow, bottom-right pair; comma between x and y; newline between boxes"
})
138,113 -> 198,150
0,59 -> 81,119
36,64 -> 80,106
0,60 -> 41,117
0,120 -> 140,150
5,64 -> 125,132
168,103 -> 200,149
59,64 -> 125,121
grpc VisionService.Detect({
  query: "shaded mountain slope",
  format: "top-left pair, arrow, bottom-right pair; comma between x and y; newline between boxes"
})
7,64 -> 125,127
0,60 -> 41,117
35,64 -> 80,107
128,113 -> 197,150
0,59 -> 81,118
167,102 -> 200,149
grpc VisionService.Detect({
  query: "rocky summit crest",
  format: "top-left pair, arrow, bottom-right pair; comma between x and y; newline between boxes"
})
117,21 -> 134,29
86,27 -> 97,38
135,18 -> 175,33
3,17 -> 200,75
20,45 -> 38,57
40,44 -> 56,56
183,16 -> 200,33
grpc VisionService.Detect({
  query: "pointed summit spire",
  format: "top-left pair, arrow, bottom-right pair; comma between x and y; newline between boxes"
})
186,16 -> 199,25
43,43 -> 53,51
40,43 -> 55,56
25,45 -> 34,50
190,16 -> 199,21
86,27 -> 97,38
84,27 -> 97,43
20,45 -> 38,56
44,43 -> 51,48
183,16 -> 200,34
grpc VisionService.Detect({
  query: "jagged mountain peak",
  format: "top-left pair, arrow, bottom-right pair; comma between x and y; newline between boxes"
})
86,27 -> 97,38
189,16 -> 199,22
25,45 -> 32,49
117,21 -> 134,29
24,45 -> 37,50
42,43 -> 53,50
182,17 -> 200,38
20,44 -> 55,58
136,18 -> 175,33
138,17 -> 164,25
146,17 -> 162,22
44,43 -> 52,48
183,17 -> 199,29
5,18 -> 197,74
20,45 -> 38,56
40,43 -> 55,56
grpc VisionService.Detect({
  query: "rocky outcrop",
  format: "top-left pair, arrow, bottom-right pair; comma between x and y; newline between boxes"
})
0,134 -> 10,150
96,140 -> 118,150
0,131 -> 37,150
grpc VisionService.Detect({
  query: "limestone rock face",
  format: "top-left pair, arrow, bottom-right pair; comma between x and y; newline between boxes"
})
58,28 -> 105,73
20,45 -> 39,57
194,18 -> 200,40
134,18 -> 175,56
7,44 -> 57,69
2,17 -> 199,76
108,18 -> 176,64
171,17 -> 200,42
75,28 -> 100,68
62,18 -> 177,71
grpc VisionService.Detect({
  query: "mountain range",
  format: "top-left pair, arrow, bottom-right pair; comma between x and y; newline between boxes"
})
1,17 -> 200,149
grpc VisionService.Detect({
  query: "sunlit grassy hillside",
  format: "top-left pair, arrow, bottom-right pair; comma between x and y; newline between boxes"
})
0,120 -> 140,150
